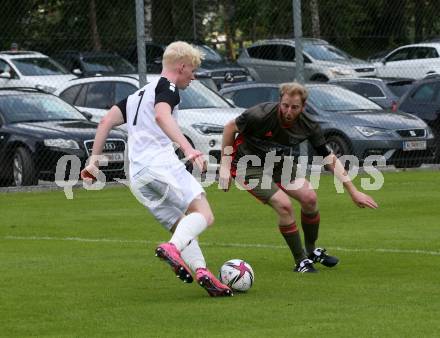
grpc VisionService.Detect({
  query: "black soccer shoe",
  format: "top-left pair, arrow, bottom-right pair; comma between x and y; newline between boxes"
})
308,248 -> 339,267
294,258 -> 318,273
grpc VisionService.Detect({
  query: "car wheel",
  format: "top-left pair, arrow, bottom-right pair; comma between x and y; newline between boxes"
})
311,74 -> 329,82
326,135 -> 353,169
326,135 -> 350,157
12,147 -> 38,186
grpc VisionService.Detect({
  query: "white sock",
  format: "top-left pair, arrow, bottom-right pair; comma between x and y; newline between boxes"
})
170,212 -> 208,251
181,238 -> 206,272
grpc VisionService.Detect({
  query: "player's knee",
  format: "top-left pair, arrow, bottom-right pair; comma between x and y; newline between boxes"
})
274,200 -> 293,218
300,191 -> 317,209
203,212 -> 215,227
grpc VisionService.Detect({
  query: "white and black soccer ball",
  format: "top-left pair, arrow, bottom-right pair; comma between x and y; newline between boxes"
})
219,259 -> 254,292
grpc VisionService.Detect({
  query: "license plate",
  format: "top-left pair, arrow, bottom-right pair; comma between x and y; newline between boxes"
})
403,140 -> 426,151
103,152 -> 124,162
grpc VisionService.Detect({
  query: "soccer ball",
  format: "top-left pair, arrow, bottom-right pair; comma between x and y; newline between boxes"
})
219,259 -> 254,292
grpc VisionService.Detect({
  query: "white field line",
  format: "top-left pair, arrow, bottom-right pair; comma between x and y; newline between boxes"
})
3,235 -> 440,256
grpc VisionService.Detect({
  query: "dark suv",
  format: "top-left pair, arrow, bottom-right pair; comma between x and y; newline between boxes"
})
123,42 -> 252,90
0,88 -> 126,186
53,51 -> 136,76
192,44 -> 253,90
398,76 -> 440,162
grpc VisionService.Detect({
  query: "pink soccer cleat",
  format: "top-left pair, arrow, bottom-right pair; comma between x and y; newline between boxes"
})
155,242 -> 193,283
196,268 -> 233,297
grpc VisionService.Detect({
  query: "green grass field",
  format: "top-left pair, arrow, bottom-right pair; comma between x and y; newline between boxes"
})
1,171 -> 439,337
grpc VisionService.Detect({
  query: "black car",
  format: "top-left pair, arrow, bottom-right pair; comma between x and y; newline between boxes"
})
53,51 -> 136,76
192,44 -> 253,90
329,77 -> 415,110
398,77 -> 440,161
123,41 -> 165,74
0,88 -> 126,186
123,42 -> 252,90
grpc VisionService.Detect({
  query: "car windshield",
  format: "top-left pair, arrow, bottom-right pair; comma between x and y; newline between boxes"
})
304,44 -> 351,61
308,86 -> 383,111
194,45 -> 223,63
179,81 -> 231,109
0,94 -> 86,123
82,56 -> 136,73
11,57 -> 69,76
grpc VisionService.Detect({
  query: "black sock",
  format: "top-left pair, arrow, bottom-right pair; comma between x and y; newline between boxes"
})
279,222 -> 306,264
301,210 -> 320,255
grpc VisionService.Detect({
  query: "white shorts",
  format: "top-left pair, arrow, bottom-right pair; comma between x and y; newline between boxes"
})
130,165 -> 205,230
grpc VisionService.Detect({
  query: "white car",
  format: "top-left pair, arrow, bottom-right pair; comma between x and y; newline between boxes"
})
0,51 -> 77,93
54,75 -> 244,168
375,43 -> 440,79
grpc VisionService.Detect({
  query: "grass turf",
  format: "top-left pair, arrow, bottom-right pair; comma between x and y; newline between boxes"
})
0,171 -> 439,337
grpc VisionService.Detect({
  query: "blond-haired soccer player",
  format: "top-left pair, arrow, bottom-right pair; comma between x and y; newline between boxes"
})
81,41 -> 232,296
219,82 -> 378,273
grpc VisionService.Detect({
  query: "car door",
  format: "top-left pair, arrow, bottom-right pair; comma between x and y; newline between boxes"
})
75,82 -> 114,122
244,45 -> 283,82
400,81 -> 440,123
377,47 -> 413,78
0,59 -> 23,88
0,113 -> 10,180
114,81 -> 138,102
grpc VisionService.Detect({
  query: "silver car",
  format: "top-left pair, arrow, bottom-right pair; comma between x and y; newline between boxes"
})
237,38 -> 376,83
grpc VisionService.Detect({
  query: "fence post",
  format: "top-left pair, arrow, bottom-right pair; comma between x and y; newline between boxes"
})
293,0 -> 308,161
135,0 -> 147,87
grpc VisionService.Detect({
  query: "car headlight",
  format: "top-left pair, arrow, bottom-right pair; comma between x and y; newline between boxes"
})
427,126 -> 435,138
44,138 -> 79,149
329,67 -> 354,76
36,84 -> 57,93
354,126 -> 390,137
192,123 -> 224,135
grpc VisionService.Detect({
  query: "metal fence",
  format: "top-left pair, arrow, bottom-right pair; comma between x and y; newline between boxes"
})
0,0 -> 439,187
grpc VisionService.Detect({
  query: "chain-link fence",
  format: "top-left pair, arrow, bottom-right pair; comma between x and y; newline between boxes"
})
0,0 -> 439,187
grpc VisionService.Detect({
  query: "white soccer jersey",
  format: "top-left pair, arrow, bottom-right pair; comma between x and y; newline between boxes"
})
116,77 -> 184,178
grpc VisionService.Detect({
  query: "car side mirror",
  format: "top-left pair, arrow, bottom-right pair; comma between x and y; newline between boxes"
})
0,71 -> 11,79
80,111 -> 93,121
72,68 -> 82,75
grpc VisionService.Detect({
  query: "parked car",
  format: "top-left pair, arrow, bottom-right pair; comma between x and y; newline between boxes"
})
375,43 -> 440,79
398,76 -> 440,162
237,38 -> 376,83
0,51 -> 76,93
122,41 -> 165,74
220,83 -> 280,108
123,42 -> 252,90
0,88 -> 126,186
55,75 -> 244,168
53,51 -> 137,76
54,75 -> 139,123
219,82 -> 436,167
329,77 -> 415,110
192,43 -> 253,89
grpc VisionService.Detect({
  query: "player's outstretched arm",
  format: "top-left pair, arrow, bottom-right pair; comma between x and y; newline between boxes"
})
81,105 -> 125,181
324,153 -> 378,209
155,102 -> 206,172
219,119 -> 238,191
